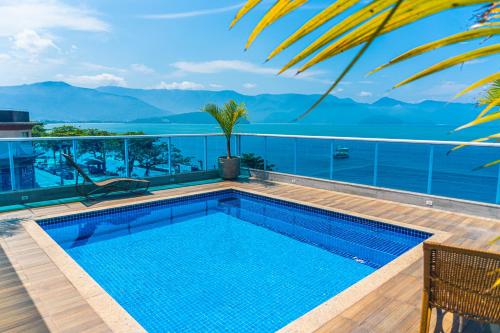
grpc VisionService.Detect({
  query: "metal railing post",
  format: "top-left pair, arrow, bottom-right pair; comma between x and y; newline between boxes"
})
124,138 -> 130,177
373,142 -> 379,186
236,134 -> 241,156
7,142 -> 16,191
72,139 -> 78,180
264,136 -> 268,171
203,136 -> 208,171
329,140 -> 334,180
168,137 -> 172,175
496,164 -> 500,204
427,145 -> 434,194
293,138 -> 298,174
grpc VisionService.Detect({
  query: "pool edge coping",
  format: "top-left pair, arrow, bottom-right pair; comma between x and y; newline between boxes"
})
24,184 -> 450,333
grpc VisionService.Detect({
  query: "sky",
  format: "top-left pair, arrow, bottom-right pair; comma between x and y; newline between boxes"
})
0,0 -> 497,103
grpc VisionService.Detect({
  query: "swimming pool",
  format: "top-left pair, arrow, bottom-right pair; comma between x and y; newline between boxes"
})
39,189 -> 431,332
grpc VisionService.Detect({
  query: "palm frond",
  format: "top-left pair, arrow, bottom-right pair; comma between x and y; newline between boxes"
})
447,133 -> 500,154
455,108 -> 500,131
278,0 -> 398,74
474,159 -> 500,170
476,96 -> 500,119
267,0 -> 362,61
298,0 -> 494,74
455,72 -> 500,98
370,28 -> 500,75
245,0 -> 308,50
479,79 -> 500,105
230,0 -> 263,29
394,44 -> 500,88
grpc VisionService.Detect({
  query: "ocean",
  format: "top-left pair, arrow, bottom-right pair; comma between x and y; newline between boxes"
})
46,122 -> 495,141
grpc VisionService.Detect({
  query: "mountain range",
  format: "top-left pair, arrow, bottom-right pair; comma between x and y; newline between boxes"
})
0,81 -> 480,125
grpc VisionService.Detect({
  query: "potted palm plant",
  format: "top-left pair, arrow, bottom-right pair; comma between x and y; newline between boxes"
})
203,100 -> 248,180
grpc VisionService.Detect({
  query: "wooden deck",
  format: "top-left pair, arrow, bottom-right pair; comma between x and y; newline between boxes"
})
0,179 -> 498,332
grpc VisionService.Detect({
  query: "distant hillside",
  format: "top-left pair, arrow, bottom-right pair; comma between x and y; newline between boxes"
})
98,86 -> 478,125
0,81 -> 480,125
0,82 -> 169,122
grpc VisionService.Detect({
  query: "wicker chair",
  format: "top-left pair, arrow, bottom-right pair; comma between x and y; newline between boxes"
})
420,241 -> 500,333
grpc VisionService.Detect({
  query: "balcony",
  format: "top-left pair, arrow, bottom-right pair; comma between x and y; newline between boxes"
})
0,133 -> 498,333
0,133 -> 499,217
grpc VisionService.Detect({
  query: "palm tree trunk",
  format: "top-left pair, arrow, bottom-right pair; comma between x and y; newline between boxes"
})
226,137 -> 231,159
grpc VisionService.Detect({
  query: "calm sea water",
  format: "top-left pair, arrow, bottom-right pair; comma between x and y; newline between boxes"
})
45,123 -> 499,204
46,122 -> 496,141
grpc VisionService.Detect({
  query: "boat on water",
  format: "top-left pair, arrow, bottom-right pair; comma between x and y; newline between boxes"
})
334,147 -> 349,159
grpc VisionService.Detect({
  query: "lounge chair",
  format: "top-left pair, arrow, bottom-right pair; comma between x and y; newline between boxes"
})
62,153 -> 150,198
420,241 -> 500,333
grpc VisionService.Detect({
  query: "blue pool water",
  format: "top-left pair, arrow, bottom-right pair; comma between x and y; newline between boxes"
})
39,190 -> 431,332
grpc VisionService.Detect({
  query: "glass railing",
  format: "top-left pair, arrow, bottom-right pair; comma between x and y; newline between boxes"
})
237,134 -> 500,205
0,134 -> 226,193
1,133 -> 499,205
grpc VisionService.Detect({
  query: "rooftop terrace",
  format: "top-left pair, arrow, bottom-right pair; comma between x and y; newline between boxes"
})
0,133 -> 499,332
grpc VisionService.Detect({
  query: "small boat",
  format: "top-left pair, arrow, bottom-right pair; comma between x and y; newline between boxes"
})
334,147 -> 349,159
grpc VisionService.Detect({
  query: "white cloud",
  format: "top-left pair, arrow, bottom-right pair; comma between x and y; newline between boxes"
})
0,0 -> 109,36
156,81 -> 205,90
243,83 -> 256,89
131,63 -> 154,74
359,91 -> 373,97
0,53 -> 11,61
171,60 -> 324,80
57,73 -> 126,88
209,83 -> 223,89
142,3 -> 243,20
81,62 -> 127,73
424,81 -> 468,98
12,30 -> 57,54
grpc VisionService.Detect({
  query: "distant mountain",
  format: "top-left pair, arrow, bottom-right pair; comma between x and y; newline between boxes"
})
0,82 -> 169,122
98,86 -> 478,125
0,81 -> 480,125
131,112 -> 250,124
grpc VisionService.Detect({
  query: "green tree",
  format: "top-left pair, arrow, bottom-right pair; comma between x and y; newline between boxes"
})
241,153 -> 274,171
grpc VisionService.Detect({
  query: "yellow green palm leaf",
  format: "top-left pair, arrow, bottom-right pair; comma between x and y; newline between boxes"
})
277,0 -> 397,74
245,0 -> 308,50
394,44 -> 500,88
370,28 -> 500,75
267,0 -> 362,61
476,96 -> 500,119
448,133 -> 500,154
455,109 -> 500,131
455,72 -> 500,98
230,0 -> 262,29
298,0 -> 494,74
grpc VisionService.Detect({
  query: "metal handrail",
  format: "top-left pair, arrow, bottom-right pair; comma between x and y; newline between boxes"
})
1,132 -> 499,147
0,133 -> 224,142
235,133 -> 500,147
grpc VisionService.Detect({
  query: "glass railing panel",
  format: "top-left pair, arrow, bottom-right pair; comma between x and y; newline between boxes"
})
0,142 -> 12,192
331,140 -> 375,186
239,135 -> 267,170
377,142 -> 429,193
27,140 -> 74,190
207,136 -> 226,171
76,138 -> 126,182
127,138 -> 170,178
170,136 -> 204,174
295,138 -> 331,178
432,144 -> 497,203
265,137 -> 295,174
